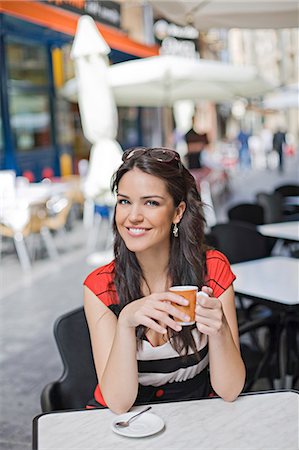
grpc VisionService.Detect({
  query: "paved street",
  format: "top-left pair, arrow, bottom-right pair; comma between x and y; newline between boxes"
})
0,154 -> 298,450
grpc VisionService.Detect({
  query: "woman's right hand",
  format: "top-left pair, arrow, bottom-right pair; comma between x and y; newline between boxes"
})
118,292 -> 190,334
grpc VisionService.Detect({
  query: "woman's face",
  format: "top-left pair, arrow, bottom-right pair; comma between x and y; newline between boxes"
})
115,167 -> 185,256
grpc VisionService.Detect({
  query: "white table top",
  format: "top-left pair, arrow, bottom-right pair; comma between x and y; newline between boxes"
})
33,391 -> 298,450
232,256 -> 299,306
17,182 -> 72,206
0,182 -> 72,212
258,221 -> 299,241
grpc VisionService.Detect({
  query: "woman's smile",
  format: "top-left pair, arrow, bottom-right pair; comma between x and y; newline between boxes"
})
126,227 -> 151,237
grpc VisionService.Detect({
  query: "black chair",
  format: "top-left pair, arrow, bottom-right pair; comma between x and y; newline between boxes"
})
210,221 -> 273,325
274,184 -> 299,197
227,203 -> 265,226
40,307 -> 98,412
239,315 -> 281,392
210,221 -> 270,264
256,192 -> 284,223
274,184 -> 299,216
204,231 -> 218,248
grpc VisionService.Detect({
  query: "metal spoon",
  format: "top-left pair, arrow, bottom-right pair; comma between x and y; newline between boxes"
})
115,406 -> 152,427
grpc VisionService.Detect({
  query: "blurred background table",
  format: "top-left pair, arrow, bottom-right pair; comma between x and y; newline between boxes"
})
232,257 -> 299,389
258,221 -> 299,241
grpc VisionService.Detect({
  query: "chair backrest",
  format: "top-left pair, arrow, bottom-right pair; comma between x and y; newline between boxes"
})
256,192 -> 283,223
41,307 -> 97,411
210,222 -> 270,264
227,203 -> 265,225
274,184 -> 299,197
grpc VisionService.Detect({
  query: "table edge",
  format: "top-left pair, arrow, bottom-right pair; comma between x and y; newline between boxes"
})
32,389 -> 299,450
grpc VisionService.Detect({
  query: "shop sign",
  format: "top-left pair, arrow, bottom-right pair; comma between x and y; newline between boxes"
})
43,0 -> 121,29
154,19 -> 199,59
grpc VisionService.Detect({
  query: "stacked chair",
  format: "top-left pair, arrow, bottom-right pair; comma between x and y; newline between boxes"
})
256,192 -> 284,224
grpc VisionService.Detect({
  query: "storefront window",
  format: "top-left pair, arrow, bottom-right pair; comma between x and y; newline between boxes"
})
6,40 -> 52,152
9,92 -> 51,151
7,41 -> 48,86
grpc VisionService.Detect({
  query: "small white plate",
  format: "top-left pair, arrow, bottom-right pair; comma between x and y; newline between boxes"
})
111,411 -> 165,438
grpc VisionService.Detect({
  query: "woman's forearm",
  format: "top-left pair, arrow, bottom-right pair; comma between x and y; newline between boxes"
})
100,322 -> 139,413
208,322 -> 246,401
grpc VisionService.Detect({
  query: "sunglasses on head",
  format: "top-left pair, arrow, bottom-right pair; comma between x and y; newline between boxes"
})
122,147 -> 181,165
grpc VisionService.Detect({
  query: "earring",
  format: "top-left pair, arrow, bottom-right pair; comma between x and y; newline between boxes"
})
173,223 -> 179,238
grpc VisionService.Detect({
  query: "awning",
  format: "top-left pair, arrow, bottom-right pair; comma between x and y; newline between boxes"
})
150,0 -> 299,30
0,1 -> 159,57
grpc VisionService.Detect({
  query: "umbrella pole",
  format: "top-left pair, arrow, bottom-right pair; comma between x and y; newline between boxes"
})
163,106 -> 175,148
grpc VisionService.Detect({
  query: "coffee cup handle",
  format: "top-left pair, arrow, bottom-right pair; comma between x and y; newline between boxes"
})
198,291 -> 209,298
197,291 -> 209,301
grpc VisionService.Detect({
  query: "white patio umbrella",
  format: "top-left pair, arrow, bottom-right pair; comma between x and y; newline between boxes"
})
150,1 -> 298,29
71,15 -> 122,204
62,55 -> 273,107
263,83 -> 299,110
108,55 -> 273,107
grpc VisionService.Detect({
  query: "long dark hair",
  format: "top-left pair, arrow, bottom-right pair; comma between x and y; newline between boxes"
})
111,147 -> 207,355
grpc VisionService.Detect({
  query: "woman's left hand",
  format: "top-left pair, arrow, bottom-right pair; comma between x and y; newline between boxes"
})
195,286 -> 225,336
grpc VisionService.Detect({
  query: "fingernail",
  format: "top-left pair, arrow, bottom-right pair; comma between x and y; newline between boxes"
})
176,325 -> 182,331
184,315 -> 190,321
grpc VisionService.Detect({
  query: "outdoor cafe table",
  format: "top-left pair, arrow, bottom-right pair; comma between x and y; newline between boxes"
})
284,196 -> 299,207
258,221 -> 299,241
232,256 -> 299,389
32,390 -> 298,450
16,181 -> 73,206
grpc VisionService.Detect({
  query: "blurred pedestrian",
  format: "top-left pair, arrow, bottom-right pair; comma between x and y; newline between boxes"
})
236,128 -> 251,169
184,116 -> 209,169
273,128 -> 286,172
260,126 -> 273,170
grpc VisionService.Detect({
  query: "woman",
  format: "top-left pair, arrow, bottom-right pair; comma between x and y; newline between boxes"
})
84,147 -> 245,414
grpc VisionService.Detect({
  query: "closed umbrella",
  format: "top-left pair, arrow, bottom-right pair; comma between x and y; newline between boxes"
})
71,15 -> 122,204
